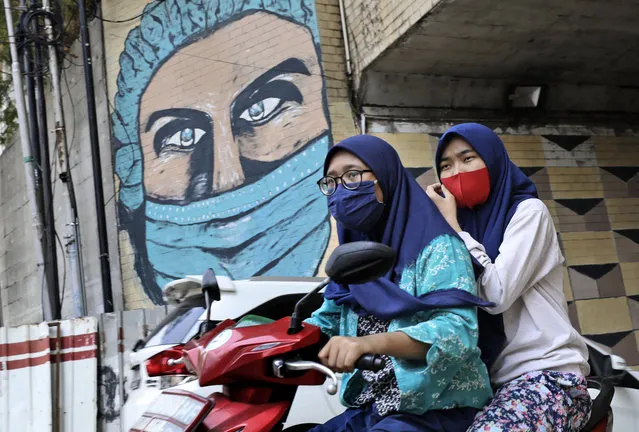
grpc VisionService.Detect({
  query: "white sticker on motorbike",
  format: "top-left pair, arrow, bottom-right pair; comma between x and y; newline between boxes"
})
206,329 -> 233,351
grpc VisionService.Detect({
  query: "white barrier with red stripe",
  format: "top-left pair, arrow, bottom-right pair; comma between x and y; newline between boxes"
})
0,310 -> 171,431
0,322 -> 53,432
52,318 -> 98,432
0,317 -> 98,432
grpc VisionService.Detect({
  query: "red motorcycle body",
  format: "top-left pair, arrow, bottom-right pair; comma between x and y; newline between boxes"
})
131,317 -> 325,432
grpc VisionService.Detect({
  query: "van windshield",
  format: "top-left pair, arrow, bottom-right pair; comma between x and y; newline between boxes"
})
144,295 -> 206,348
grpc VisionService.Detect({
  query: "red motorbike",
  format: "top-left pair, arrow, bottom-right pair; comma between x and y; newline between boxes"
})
129,241 -> 393,432
129,239 -> 617,432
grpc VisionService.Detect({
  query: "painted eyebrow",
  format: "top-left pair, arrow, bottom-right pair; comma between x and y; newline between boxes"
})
246,57 -> 311,91
145,108 -> 210,132
232,57 -> 311,107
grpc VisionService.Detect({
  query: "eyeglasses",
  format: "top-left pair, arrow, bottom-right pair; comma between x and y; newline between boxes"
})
317,169 -> 374,196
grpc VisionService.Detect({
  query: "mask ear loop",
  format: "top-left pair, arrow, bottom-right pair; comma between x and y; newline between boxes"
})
371,179 -> 385,205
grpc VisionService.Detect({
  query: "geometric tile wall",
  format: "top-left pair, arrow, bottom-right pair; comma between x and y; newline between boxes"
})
542,135 -> 639,368
373,132 -> 639,367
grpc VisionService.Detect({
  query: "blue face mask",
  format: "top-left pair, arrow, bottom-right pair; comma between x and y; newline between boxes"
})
144,135 -> 331,289
327,181 -> 385,232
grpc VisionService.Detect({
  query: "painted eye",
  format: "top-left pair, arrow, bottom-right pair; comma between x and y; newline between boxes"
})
239,98 -> 282,122
162,127 -> 205,151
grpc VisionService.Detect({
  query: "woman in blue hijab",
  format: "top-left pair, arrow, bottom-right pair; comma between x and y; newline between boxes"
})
305,135 -> 493,431
427,123 -> 591,431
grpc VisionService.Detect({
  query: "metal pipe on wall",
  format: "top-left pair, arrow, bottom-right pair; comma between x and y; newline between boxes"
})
30,0 -> 61,319
77,0 -> 114,312
3,0 -> 49,320
337,0 -> 352,76
21,54 -> 45,214
19,6 -> 43,196
338,0 -> 367,135
19,0 -> 46,292
43,0 -> 87,317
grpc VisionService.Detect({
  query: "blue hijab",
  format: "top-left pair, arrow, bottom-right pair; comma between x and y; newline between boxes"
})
435,123 -> 538,369
435,123 -> 538,260
323,135 -> 492,320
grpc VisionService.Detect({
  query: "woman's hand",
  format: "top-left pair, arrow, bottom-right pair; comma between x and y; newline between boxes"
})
318,336 -> 374,373
426,182 -> 462,232
318,333 -> 429,372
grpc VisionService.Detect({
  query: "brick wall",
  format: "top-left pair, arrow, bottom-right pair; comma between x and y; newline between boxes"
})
316,0 -> 359,143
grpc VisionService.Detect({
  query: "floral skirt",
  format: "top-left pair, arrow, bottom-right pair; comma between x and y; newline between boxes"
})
309,404 -> 480,432
468,370 -> 592,432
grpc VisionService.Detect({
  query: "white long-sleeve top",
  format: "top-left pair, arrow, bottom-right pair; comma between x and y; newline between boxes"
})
458,198 -> 589,387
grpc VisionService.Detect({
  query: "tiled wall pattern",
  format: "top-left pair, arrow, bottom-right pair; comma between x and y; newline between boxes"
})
368,132 -> 639,367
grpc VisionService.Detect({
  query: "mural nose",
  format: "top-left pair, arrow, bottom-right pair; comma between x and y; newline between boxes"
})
212,125 -> 245,193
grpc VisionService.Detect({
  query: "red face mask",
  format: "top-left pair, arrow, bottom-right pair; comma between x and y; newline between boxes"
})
441,167 -> 491,209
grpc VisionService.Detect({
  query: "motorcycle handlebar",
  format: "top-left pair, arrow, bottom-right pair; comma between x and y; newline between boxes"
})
355,354 -> 385,372
276,355 -> 383,395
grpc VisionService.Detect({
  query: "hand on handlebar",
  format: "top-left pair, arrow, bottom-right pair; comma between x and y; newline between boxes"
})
318,336 -> 384,373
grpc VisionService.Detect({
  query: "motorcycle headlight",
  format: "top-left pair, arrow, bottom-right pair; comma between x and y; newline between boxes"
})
206,329 -> 233,351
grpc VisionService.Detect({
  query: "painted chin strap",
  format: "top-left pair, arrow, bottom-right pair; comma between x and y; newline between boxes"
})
442,167 -> 491,209
144,135 -> 331,289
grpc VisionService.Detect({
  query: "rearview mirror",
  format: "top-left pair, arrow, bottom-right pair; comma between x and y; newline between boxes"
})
325,241 -> 395,285
200,268 -> 221,336
202,269 -> 221,302
288,241 -> 395,334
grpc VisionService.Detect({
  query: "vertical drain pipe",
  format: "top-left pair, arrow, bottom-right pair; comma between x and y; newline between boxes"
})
43,0 -> 87,316
77,0 -> 114,312
30,0 -> 61,319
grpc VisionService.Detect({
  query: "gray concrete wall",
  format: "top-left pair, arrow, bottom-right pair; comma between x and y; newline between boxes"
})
344,0 -> 639,118
360,72 -> 639,114
342,0 -> 442,88
0,136 -> 42,324
0,17 -> 123,326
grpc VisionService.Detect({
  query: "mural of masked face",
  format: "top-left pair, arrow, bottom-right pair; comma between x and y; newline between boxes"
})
112,2 -> 331,303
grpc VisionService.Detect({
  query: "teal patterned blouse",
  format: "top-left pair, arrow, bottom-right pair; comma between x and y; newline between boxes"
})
305,234 -> 493,414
